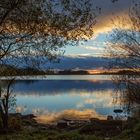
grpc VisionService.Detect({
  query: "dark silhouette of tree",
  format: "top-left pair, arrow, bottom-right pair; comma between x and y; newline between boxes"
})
0,0 -> 97,64
106,1 -> 140,115
0,79 -> 15,129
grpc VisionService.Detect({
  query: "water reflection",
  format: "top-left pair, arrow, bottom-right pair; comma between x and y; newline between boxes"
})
112,75 -> 140,117
13,80 -> 116,95
36,109 -> 106,124
0,75 -> 123,123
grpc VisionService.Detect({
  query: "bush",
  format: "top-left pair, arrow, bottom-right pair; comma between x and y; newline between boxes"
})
8,116 -> 22,130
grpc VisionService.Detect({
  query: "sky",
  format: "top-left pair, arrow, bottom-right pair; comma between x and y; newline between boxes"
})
64,0 -> 133,57
3,0 -> 138,70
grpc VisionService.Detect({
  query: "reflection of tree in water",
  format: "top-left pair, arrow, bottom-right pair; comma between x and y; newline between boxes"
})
113,75 -> 140,117
106,1 -> 140,117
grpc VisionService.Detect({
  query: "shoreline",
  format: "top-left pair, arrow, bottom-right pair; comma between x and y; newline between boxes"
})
0,113 -> 140,140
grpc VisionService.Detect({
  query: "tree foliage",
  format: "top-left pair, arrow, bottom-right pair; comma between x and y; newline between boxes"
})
106,1 -> 140,115
0,0 -> 97,129
0,80 -> 15,129
0,0 -> 97,69
107,1 -> 140,69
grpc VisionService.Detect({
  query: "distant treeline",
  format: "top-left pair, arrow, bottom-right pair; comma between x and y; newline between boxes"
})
0,64 -> 139,76
0,65 -> 45,76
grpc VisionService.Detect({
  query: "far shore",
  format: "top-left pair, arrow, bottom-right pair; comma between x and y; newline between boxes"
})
0,63 -> 140,76
0,69 -> 140,77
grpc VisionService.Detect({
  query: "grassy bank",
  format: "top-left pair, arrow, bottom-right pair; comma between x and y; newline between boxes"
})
0,123 -> 140,140
0,114 -> 140,140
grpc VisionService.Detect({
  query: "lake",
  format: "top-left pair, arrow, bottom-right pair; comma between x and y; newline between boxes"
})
1,75 -> 124,123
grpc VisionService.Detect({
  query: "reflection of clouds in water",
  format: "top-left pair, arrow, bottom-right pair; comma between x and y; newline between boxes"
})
15,105 -> 49,115
16,106 -> 27,113
13,79 -> 121,119
72,91 -> 91,98
76,90 -> 120,109
15,89 -> 121,117
76,103 -> 85,109
36,109 -> 106,124
85,99 -> 95,104
32,108 -> 49,115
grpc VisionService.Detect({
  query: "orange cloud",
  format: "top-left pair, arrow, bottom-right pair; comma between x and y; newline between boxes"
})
92,11 -> 132,38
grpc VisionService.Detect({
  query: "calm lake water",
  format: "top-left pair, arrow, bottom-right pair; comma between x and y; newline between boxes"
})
1,75 -> 124,123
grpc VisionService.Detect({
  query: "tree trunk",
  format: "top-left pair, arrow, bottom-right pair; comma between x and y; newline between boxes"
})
3,114 -> 8,129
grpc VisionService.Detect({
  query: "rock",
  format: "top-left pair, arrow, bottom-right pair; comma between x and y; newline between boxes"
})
22,114 -> 36,119
104,137 -> 111,140
9,113 -> 22,117
114,109 -> 123,114
57,120 -> 68,128
107,115 -> 113,120
39,126 -> 48,130
90,118 -> 100,123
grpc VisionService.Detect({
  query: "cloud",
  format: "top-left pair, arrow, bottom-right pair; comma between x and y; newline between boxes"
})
69,53 -> 93,58
92,0 -> 133,37
16,106 -> 27,113
82,46 -> 105,51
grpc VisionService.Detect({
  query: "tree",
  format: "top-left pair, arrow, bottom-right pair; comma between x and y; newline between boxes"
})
106,1 -> 140,115
0,0 -> 66,68
0,0 -> 97,64
0,0 -> 97,129
0,80 -> 15,129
